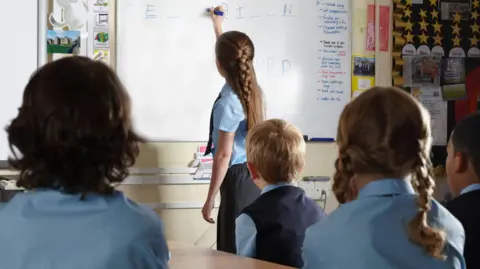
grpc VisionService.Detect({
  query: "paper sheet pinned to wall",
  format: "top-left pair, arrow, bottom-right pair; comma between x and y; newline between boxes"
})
412,87 -> 448,146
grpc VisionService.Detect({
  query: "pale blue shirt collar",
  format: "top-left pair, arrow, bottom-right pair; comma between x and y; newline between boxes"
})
261,182 -> 292,195
358,178 -> 415,198
220,83 -> 234,96
460,183 -> 480,195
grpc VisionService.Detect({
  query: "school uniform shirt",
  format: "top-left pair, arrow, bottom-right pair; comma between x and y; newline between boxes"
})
445,183 -> 480,269
459,183 -> 480,195
236,183 -> 325,267
302,179 -> 466,269
212,83 -> 247,165
0,189 -> 169,269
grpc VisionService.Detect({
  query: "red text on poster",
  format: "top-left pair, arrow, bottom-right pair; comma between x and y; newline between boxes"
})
366,4 -> 375,51
379,5 -> 390,52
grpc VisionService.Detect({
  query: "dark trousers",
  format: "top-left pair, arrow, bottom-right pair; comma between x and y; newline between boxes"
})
217,163 -> 260,254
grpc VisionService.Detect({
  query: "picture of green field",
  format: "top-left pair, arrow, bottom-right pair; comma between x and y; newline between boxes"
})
47,44 -> 72,54
47,30 -> 81,54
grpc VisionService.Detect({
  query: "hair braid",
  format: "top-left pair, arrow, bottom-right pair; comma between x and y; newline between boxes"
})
236,48 -> 257,129
216,31 -> 264,130
408,151 -> 446,259
333,152 -> 355,204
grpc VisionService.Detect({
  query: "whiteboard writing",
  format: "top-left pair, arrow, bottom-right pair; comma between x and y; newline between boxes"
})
142,3 -> 299,20
117,0 -> 351,141
316,1 -> 348,103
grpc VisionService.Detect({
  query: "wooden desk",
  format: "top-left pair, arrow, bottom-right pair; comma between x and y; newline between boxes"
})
168,242 -> 295,269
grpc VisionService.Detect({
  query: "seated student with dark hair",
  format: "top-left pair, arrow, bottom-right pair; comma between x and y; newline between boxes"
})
235,119 -> 325,268
0,57 -> 169,269
445,112 -> 480,269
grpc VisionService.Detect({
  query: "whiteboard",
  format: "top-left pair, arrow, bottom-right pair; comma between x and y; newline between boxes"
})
117,0 -> 351,141
0,1 -> 39,162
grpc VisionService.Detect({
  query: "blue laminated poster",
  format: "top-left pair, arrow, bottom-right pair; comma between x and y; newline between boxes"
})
47,30 -> 81,54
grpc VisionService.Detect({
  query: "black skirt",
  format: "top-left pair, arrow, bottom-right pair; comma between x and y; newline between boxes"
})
216,163 -> 261,254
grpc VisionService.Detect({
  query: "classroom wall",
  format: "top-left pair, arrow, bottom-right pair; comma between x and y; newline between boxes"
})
4,0 -> 453,248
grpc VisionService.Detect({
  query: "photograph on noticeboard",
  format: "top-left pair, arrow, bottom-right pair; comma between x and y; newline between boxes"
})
46,30 -> 81,54
441,58 -> 466,85
440,0 -> 471,20
409,56 -> 442,87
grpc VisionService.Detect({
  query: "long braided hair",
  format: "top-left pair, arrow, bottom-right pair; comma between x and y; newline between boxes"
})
333,87 -> 446,259
215,31 -> 264,130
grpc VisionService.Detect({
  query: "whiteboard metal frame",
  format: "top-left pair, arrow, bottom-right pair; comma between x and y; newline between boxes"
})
38,0 -> 48,67
110,0 -> 117,70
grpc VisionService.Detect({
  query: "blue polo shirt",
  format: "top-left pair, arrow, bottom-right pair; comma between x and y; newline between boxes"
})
0,189 -> 169,269
302,179 -> 466,269
212,83 -> 247,165
460,183 -> 480,195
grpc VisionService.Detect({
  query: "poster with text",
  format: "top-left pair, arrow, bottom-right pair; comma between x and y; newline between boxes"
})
352,56 -> 375,97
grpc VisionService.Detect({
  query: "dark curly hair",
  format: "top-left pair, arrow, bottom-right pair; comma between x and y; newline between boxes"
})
6,56 -> 142,196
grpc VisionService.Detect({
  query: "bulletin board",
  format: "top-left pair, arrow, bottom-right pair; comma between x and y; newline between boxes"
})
392,0 -> 480,166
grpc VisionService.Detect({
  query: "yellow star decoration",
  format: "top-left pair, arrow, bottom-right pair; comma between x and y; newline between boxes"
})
405,20 -> 413,32
452,24 -> 461,35
453,12 -> 462,23
403,8 -> 412,19
472,23 -> 480,34
405,0 -> 412,7
470,35 -> 479,47
453,36 -> 462,47
474,0 -> 480,9
433,34 -> 443,46
432,21 -> 442,33
419,32 -> 429,44
430,0 -> 437,6
431,9 -> 439,19
419,20 -> 429,31
472,11 -> 480,20
419,9 -> 428,19
404,31 -> 414,43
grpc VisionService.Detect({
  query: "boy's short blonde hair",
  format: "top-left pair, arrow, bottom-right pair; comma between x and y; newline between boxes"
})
246,119 -> 306,184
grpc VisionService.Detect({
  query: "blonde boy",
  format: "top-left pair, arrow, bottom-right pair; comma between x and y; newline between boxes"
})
235,119 -> 325,268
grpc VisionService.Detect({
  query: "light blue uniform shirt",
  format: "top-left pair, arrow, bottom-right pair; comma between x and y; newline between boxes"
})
212,83 -> 247,165
303,179 -> 466,269
0,190 -> 169,269
235,183 -> 320,258
460,183 -> 480,195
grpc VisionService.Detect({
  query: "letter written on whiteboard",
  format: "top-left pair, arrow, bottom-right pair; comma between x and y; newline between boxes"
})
145,5 -> 157,19
283,4 -> 293,16
282,60 -> 291,73
236,6 -> 243,19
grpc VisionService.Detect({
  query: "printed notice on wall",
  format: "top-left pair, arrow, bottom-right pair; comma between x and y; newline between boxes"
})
317,1 -> 349,103
352,55 -> 375,98
412,87 -> 448,146
379,5 -> 390,52
366,4 -> 375,51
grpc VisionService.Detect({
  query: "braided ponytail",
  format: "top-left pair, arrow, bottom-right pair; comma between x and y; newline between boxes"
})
215,31 -> 264,130
408,152 -> 446,259
333,155 -> 354,204
235,48 -> 263,130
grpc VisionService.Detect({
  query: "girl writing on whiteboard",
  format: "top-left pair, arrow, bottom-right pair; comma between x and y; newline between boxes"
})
201,6 -> 264,254
0,57 -> 169,269
302,87 -> 465,269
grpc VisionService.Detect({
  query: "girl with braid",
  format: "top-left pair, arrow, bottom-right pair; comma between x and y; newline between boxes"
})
201,6 -> 264,254
302,87 -> 466,269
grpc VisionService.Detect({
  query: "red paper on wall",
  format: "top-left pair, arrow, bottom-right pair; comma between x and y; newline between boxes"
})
366,4 -> 375,51
379,5 -> 390,52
